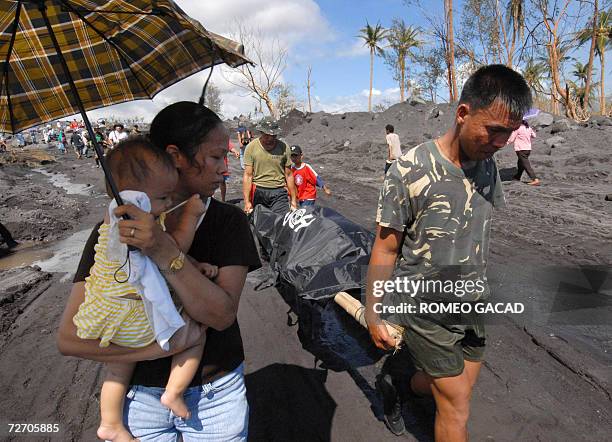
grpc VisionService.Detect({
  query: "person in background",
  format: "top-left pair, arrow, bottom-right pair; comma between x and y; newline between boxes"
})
242,118 -> 298,215
507,119 -> 540,186
384,124 -> 402,174
108,124 -> 128,148
131,125 -> 141,136
57,128 -> 66,154
43,125 -> 51,144
290,145 -> 331,207
219,141 -> 240,202
236,124 -> 252,170
71,130 -> 85,159
89,126 -> 110,168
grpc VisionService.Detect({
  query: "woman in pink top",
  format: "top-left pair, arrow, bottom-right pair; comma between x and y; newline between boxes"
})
507,120 -> 540,185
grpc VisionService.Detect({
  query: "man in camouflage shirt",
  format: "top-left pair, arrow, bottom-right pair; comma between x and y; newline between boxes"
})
366,65 -> 532,440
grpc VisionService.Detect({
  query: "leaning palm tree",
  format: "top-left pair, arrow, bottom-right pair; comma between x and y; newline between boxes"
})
577,9 -> 612,114
385,19 -> 421,102
358,21 -> 387,112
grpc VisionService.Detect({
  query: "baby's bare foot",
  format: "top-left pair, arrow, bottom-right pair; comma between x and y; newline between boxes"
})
97,423 -> 139,441
161,390 -> 191,419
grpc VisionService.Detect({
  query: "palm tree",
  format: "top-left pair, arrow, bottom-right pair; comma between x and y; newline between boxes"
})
506,0 -> 525,68
385,19 -> 421,102
572,61 -> 598,109
523,58 -> 547,101
577,9 -> 612,114
358,21 -> 387,112
537,41 -> 574,114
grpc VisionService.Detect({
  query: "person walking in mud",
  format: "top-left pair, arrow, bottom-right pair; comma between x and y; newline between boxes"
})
384,124 -> 402,174
108,123 -> 128,148
236,123 -> 252,170
290,145 -> 331,206
70,130 -> 85,159
507,119 -> 540,186
242,118 -> 298,215
366,65 -> 531,440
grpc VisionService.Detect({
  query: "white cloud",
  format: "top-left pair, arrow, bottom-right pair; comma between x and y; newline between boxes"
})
337,39 -> 369,58
361,88 -> 382,97
89,0 -> 333,121
177,0 -> 332,46
314,87 -> 403,113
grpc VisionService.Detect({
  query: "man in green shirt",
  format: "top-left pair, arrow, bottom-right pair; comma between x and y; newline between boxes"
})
366,65 -> 532,440
242,119 -> 298,215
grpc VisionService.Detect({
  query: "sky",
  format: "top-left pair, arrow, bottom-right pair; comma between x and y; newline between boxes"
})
86,0 -> 604,123
87,0 -> 436,122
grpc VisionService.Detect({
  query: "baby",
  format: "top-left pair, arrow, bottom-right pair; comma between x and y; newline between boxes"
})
73,137 -> 213,442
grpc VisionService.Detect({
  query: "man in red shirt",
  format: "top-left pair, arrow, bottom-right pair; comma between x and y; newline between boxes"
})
290,145 -> 331,206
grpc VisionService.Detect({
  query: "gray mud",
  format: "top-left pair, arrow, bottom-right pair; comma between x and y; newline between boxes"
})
0,107 -> 610,440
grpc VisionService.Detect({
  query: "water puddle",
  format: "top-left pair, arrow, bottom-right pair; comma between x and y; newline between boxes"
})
31,168 -> 94,195
0,245 -> 53,270
0,229 -> 91,282
32,229 -> 91,282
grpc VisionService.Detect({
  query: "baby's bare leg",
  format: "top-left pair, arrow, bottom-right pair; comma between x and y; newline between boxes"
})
160,340 -> 206,419
97,362 -> 138,442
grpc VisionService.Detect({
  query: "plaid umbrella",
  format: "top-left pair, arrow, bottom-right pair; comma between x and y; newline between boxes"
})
0,0 -> 250,205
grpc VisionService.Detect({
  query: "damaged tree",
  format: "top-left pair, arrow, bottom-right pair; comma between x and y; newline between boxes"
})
224,21 -> 288,119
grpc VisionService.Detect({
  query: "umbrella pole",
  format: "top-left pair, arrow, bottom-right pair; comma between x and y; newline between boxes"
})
38,2 -> 124,207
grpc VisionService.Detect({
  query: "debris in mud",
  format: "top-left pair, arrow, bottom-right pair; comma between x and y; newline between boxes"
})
0,148 -> 55,167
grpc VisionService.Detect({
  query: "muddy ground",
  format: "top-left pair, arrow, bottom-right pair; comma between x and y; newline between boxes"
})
0,103 -> 610,441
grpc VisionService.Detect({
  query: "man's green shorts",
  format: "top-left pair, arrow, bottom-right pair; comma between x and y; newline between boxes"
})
383,295 -> 486,378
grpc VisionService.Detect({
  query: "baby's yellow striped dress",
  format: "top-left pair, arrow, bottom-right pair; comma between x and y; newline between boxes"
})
73,223 -> 155,348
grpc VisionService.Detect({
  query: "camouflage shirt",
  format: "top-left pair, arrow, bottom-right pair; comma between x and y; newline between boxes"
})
376,140 -> 505,302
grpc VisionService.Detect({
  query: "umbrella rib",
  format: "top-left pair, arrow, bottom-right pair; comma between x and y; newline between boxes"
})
2,1 -> 22,134
60,0 -> 152,98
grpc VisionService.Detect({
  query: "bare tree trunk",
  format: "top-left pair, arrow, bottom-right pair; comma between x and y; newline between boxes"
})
400,56 -> 405,102
600,52 -> 606,115
261,92 -> 277,119
495,0 -> 511,67
306,66 -> 313,113
369,48 -> 374,112
583,0 -> 599,112
541,0 -> 576,119
446,0 -> 458,101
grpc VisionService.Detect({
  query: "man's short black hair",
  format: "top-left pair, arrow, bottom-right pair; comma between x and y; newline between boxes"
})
459,64 -> 532,120
385,124 -> 394,133
105,136 -> 175,195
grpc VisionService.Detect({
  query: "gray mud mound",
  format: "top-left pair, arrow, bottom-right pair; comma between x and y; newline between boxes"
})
0,165 -> 87,242
0,266 -> 51,336
279,105 -> 612,264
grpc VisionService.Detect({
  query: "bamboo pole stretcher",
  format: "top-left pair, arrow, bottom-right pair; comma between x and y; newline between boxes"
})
333,291 -> 405,351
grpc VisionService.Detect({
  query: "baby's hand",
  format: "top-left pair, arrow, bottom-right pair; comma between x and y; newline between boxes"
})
197,262 -> 219,279
183,194 -> 206,219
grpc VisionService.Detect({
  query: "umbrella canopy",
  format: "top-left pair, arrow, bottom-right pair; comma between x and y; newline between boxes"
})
0,0 -> 250,134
